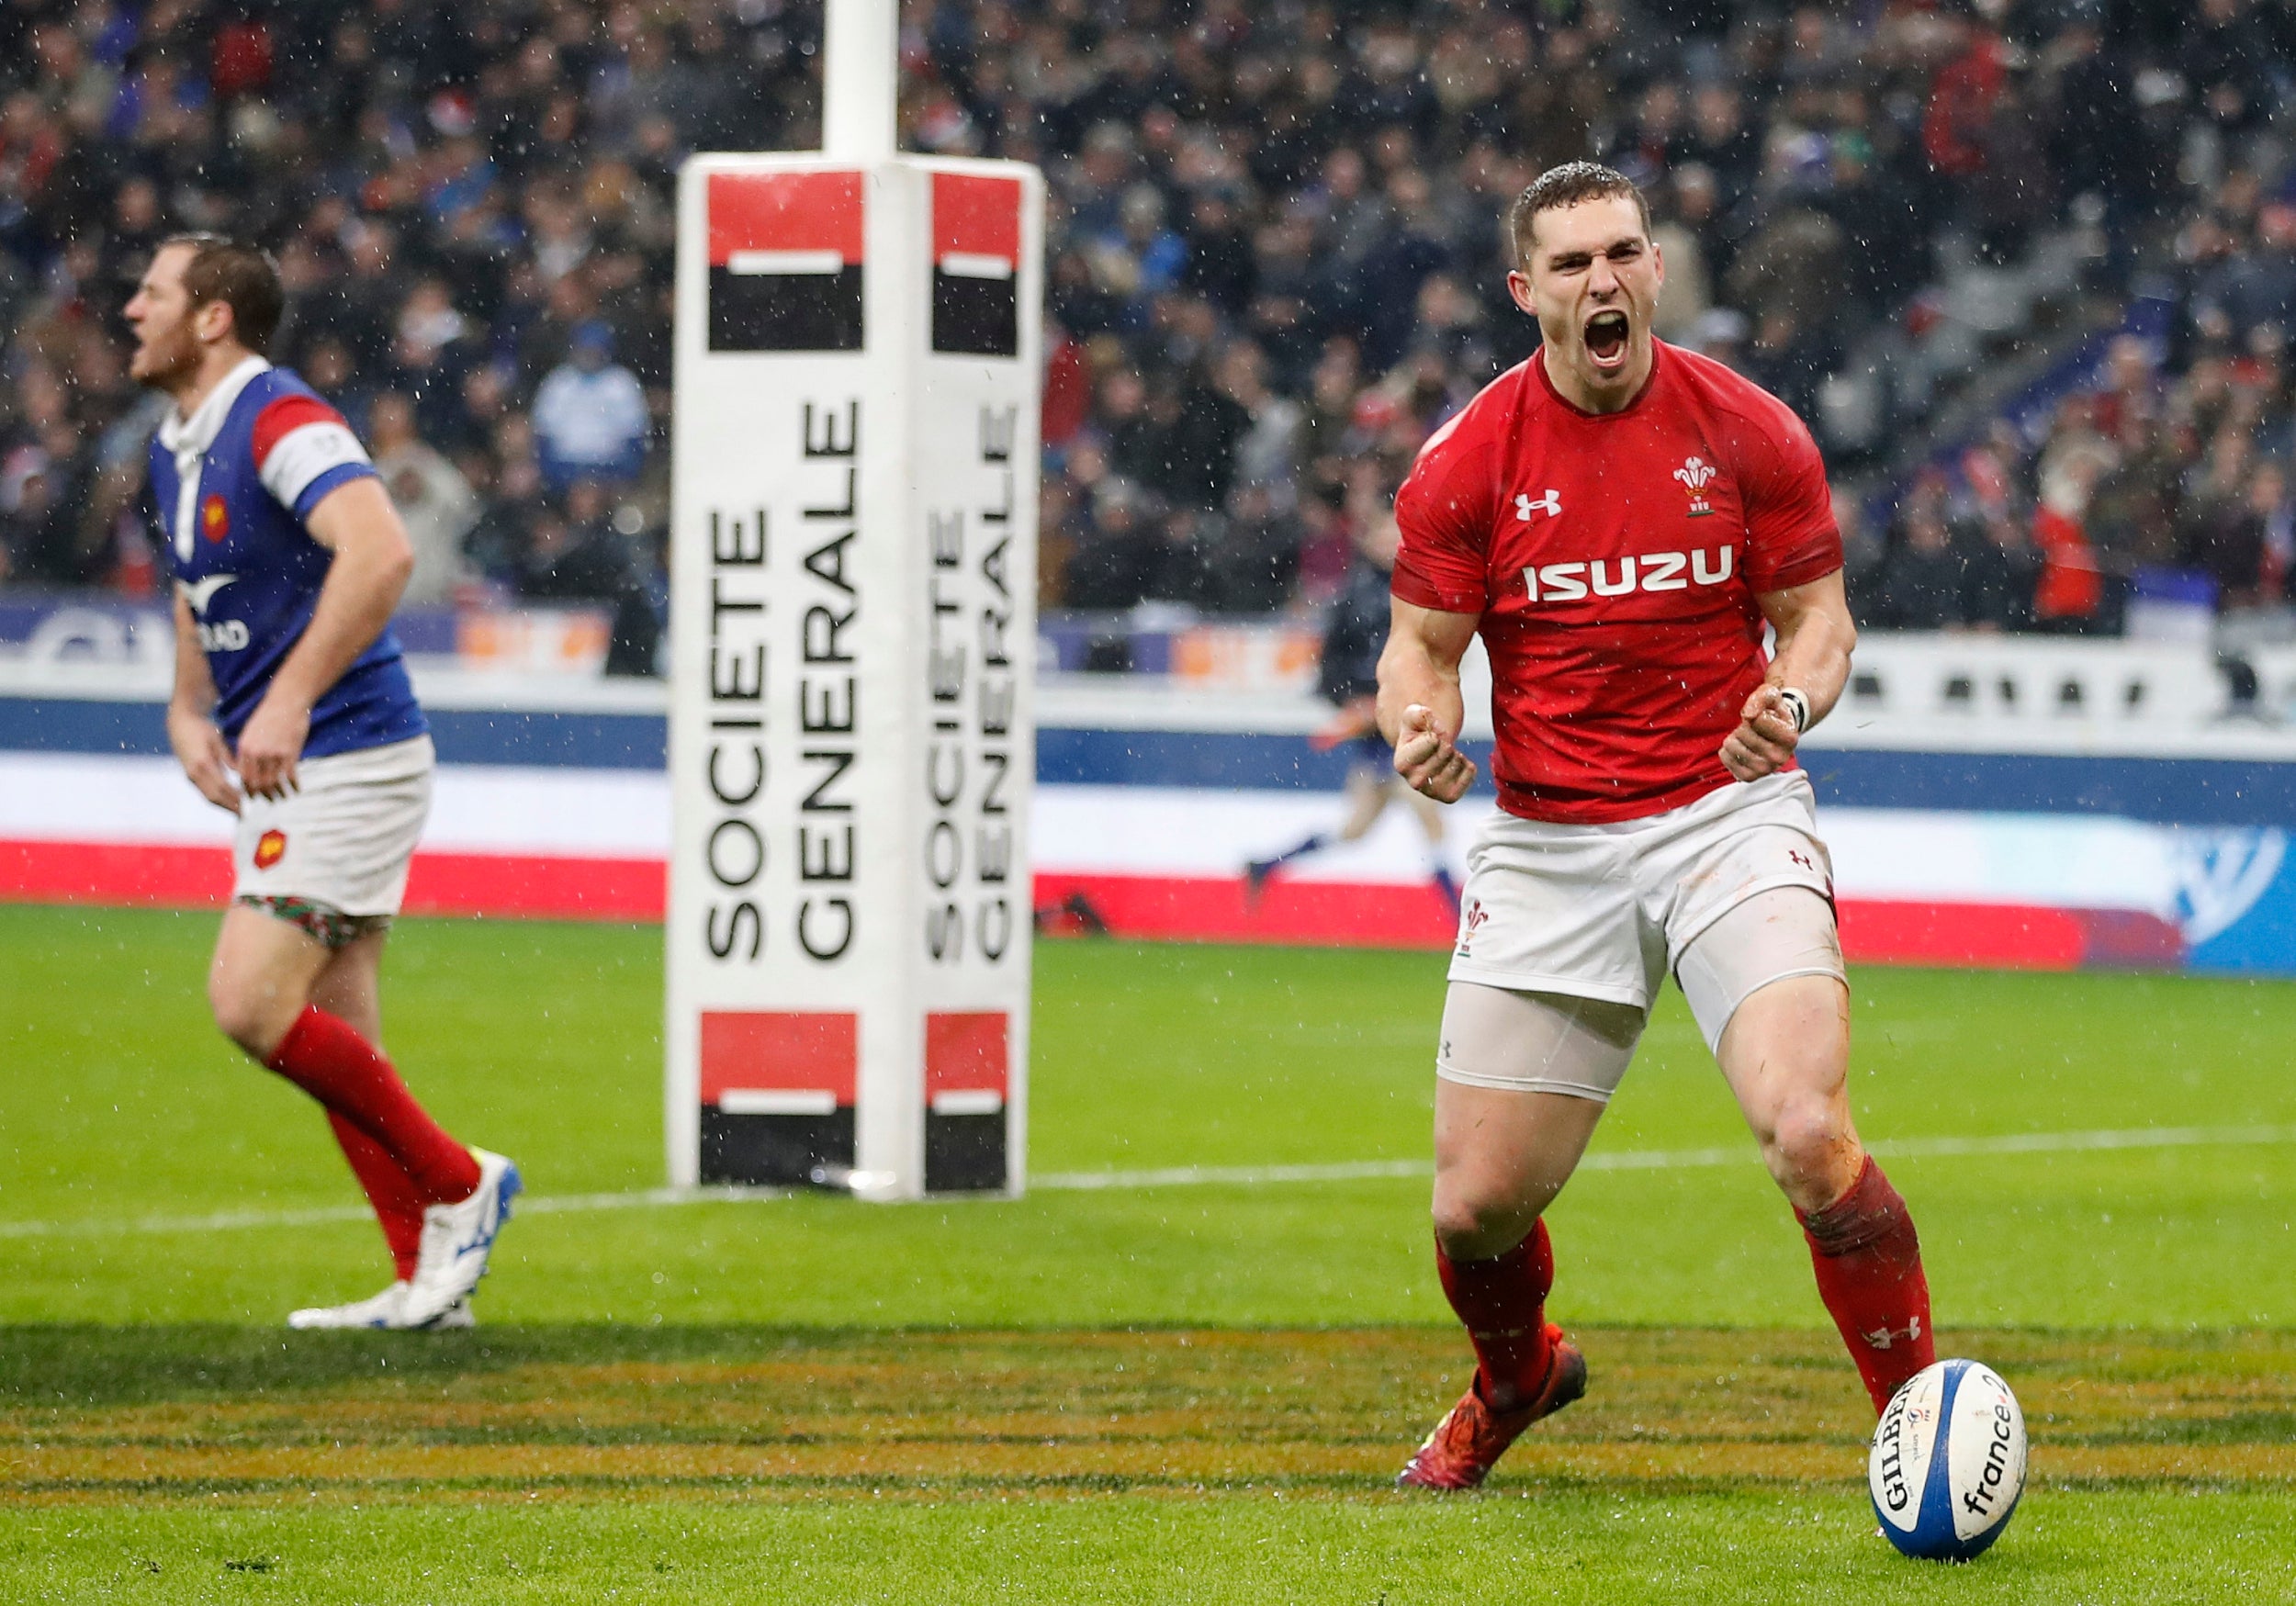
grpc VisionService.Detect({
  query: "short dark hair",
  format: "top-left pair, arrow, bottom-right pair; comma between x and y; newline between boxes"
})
162,233 -> 285,356
1507,163 -> 1652,269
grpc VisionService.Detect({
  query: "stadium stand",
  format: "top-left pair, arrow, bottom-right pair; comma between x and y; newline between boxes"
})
1,1 -> 2291,652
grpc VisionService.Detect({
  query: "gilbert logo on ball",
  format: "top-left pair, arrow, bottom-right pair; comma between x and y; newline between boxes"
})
1870,1358 -> 2027,1561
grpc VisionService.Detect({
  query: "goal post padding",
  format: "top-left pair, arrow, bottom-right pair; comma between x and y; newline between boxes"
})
666,155 -> 1043,1200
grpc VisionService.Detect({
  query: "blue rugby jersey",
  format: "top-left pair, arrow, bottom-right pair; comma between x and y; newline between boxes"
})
151,357 -> 427,758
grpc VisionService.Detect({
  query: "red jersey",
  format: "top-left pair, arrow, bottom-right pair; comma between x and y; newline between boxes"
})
1392,342 -> 1841,824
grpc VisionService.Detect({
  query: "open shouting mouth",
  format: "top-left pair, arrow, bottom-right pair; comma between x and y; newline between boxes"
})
1584,309 -> 1631,373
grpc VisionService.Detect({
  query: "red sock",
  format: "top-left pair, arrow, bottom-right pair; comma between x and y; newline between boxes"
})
327,1112 -> 425,1281
1435,1219 -> 1556,1407
1797,1155 -> 1935,1414
265,1006 -> 479,1207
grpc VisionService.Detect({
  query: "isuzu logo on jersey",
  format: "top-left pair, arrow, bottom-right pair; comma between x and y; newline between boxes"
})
1521,545 -> 1735,603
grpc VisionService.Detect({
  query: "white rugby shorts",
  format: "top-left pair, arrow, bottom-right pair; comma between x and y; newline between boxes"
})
1447,769 -> 1838,1019
232,735 -> 434,917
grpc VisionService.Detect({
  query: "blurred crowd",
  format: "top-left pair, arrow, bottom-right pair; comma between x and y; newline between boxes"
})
1860,178 -> 2296,636
966,0 -> 2296,625
0,0 -> 822,647
1,1 -> 2294,647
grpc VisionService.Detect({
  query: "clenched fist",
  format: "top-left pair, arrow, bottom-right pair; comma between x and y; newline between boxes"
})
1719,683 -> 1801,782
1394,703 -> 1478,803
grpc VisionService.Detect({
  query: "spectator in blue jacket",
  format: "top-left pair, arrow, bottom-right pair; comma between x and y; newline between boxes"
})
531,321 -> 647,494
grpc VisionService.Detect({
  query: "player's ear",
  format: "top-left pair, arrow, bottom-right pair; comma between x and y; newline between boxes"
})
192,298 -> 236,347
1504,269 -> 1536,317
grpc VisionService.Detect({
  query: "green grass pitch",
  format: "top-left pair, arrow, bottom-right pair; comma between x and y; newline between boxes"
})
3,904 -> 2294,1601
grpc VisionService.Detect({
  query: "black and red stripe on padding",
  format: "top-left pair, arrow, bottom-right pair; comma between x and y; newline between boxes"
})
924,1010 -> 1008,1192
931,174 -> 1021,357
706,172 -> 864,352
697,1009 -> 858,1184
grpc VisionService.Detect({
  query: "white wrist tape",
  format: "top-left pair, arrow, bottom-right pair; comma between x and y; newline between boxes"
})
1776,687 -> 1810,734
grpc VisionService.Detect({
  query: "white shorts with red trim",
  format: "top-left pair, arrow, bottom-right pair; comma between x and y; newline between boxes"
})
1447,769 -> 1837,1016
232,736 -> 434,916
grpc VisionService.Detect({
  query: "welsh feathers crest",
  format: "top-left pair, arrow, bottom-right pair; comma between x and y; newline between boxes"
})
1455,897 -> 1489,955
1674,455 -> 1717,515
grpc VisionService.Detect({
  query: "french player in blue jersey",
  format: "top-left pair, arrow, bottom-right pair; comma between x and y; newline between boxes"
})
129,236 -> 520,1331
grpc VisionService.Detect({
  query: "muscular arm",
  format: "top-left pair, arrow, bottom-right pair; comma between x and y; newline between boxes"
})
233,477 -> 415,799
1377,597 -> 1481,803
167,593 -> 240,812
1718,567 -> 1858,782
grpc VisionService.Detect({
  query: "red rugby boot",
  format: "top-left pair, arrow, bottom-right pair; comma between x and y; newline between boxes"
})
1396,1325 -> 1587,1490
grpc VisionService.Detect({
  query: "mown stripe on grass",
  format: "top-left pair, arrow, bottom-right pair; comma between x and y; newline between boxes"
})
7,1327 -> 2292,1511
12,1449 -> 2295,1509
3,1123 -> 2292,1240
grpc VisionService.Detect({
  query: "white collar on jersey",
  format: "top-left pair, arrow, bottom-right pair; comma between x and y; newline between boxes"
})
156,354 -> 272,460
161,354 -> 271,566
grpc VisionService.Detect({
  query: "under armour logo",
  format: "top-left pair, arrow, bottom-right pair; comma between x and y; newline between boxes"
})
1789,850 -> 1816,871
1863,1316 -> 1922,1351
1515,489 -> 1561,521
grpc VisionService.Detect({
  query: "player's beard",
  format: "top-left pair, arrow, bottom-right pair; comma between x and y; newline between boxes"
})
129,321 -> 201,394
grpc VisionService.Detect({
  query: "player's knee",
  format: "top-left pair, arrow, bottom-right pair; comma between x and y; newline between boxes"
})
207,971 -> 291,1060
1762,1095 -> 1856,1195
1431,1175 -> 1542,1259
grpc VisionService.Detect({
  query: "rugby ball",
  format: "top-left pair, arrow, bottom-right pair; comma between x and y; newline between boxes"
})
1868,1358 -> 2027,1561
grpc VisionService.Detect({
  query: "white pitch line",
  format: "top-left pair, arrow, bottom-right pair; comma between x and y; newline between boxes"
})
3,1124 -> 2292,1241
1035,1159 -> 1428,1191
1032,1122 -> 2296,1189
0,1185 -> 800,1241
1872,1124 -> 2296,1159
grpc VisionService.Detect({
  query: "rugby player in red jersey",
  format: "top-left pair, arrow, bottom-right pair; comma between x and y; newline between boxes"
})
1379,164 -> 1933,1489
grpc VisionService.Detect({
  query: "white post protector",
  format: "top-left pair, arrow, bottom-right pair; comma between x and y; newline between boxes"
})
666,154 -> 1042,1199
